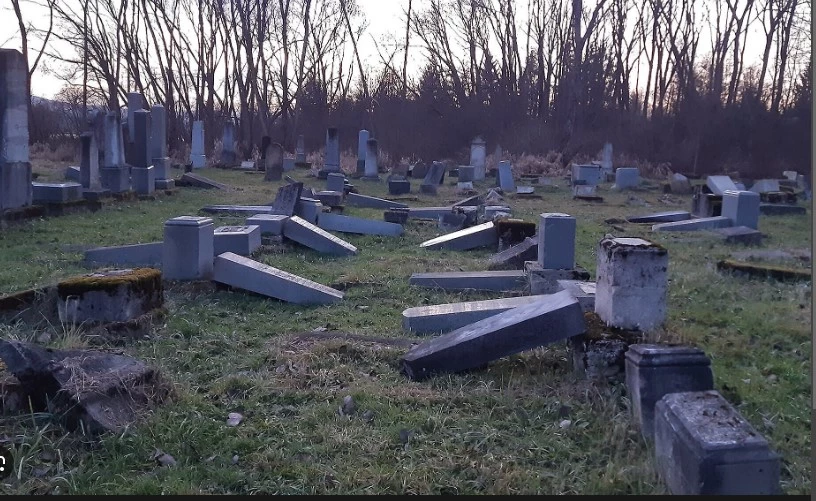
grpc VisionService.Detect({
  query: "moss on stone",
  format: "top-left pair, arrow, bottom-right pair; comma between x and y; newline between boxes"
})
717,259 -> 811,281
57,268 -> 163,298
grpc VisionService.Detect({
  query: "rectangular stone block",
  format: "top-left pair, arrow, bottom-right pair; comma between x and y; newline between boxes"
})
625,344 -> 714,441
458,165 -> 475,182
283,215 -> 358,256
627,211 -> 691,223
488,237 -> 538,270
246,214 -> 288,235
571,164 -> 601,186
152,157 -> 171,180
213,252 -> 343,305
326,172 -> 346,192
408,206 -> 455,220
497,161 -> 515,192
400,290 -> 586,381
710,226 -> 764,245
538,213 -> 576,269
759,203 -> 806,215
99,166 -> 130,193
721,190 -> 760,229
409,270 -> 527,292
202,205 -> 277,215
65,165 -> 81,182
213,225 -> 262,256
1,162 -> 32,209
179,172 -> 228,190
163,216 -> 214,280
131,166 -> 155,195
422,162 -> 446,186
156,179 -> 175,190
388,178 -> 411,195
652,216 -> 732,232
654,391 -> 781,495
83,242 -> 163,267
283,158 -> 295,172
32,182 -> 83,203
706,175 -> 738,195
419,184 -> 437,195
313,190 -> 344,208
293,198 -> 323,224
346,192 -> 409,209
384,208 -> 410,224
317,212 -> 403,236
420,222 -> 497,251
613,167 -> 640,189
749,179 -> 780,193
402,294 -> 551,335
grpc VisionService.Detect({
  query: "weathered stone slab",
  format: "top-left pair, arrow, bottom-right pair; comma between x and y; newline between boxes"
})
384,207 -> 410,224
269,182 -> 303,216
497,161 -> 515,192
213,225 -> 262,256
32,182 -> 83,203
293,197 -> 323,224
749,179 -> 780,193
488,237 -> 538,270
438,212 -> 467,233
201,205 -> 277,215
652,216 -> 732,232
400,290 -> 586,381
179,172 -> 229,190
716,259 -> 811,281
538,213 -> 575,269
80,132 -> 100,188
710,226 -> 764,245
163,216 -> 214,280
317,212 -> 404,236
213,252 -> 343,305
721,190 -> 760,229
627,211 -> 691,223
99,167 -> 130,193
408,206 -> 454,220
83,242 -> 163,267
314,190 -> 344,208
409,270 -> 527,292
346,192 -> 409,209
613,167 -> 640,190
759,203 -> 806,215
56,268 -> 163,325
555,280 -> 596,312
283,215 -> 358,256
654,390 -> 781,495
326,172 -> 346,192
470,136 -> 486,180
525,261 -> 591,294
515,186 -> 535,195
190,120 -> 206,168
420,221 -> 497,251
595,237 -> 668,331
706,175 -> 738,195
669,173 -> 692,194
246,214 -> 288,235
452,194 -> 483,207
421,161 -> 446,187
403,294 -> 551,335
571,164 -> 601,186
0,340 -> 168,435
263,142 -> 283,181
388,177 -> 411,195
625,344 -> 714,441
131,166 -> 155,195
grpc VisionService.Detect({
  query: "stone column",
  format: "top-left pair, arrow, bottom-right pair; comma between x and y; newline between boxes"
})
470,136 -> 486,181
131,109 -> 154,195
594,237 -> 668,331
126,92 -> 143,143
221,119 -> 236,165
149,105 -> 171,184
80,132 -> 100,189
601,142 -> 613,181
163,216 -> 215,280
363,138 -> 379,180
190,120 -> 206,169
0,49 -> 32,210
357,129 -> 369,175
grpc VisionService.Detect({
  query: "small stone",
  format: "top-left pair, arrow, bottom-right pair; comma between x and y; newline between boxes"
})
36,332 -> 51,344
275,364 -> 287,374
399,428 -> 413,446
357,305 -> 369,310
340,395 -> 356,416
227,412 -> 243,426
232,454 -> 239,465
766,374 -> 778,383
154,450 -> 177,467
742,379 -> 751,384
362,410 -> 375,423
559,419 -> 572,429
32,467 -> 50,478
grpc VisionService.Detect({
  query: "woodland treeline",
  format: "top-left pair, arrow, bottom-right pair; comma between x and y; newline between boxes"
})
11,0 -> 812,176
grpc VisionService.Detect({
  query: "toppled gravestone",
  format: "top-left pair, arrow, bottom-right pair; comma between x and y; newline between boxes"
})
0,340 -> 171,435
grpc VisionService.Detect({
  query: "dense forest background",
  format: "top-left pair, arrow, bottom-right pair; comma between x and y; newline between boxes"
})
9,0 -> 813,178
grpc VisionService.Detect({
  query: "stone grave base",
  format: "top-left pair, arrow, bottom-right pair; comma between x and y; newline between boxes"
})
524,261 -> 591,294
567,311 -> 644,382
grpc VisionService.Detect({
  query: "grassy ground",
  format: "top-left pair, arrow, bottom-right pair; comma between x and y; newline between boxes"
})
0,162 -> 810,495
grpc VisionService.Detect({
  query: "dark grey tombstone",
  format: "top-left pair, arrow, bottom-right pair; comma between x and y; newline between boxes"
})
487,237 -> 538,270
80,132 -> 100,189
131,109 -> 151,168
388,176 -> 411,195
269,181 -> 303,216
654,391 -> 781,495
624,344 -> 713,441
401,290 -> 585,381
264,142 -> 284,181
0,49 -> 33,210
422,161 -> 446,187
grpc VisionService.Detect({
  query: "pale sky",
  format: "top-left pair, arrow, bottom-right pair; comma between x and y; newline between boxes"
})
1,0 -> 801,100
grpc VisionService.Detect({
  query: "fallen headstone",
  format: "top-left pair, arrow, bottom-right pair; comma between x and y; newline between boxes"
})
709,226 -> 764,245
652,216 -> 732,232
409,206 -> 455,220
555,280 -> 596,312
213,252 -> 343,305
749,179 -> 781,194
759,203 -> 806,216
383,207 -> 410,224
313,190 -> 344,208
669,173 -> 692,194
246,214 -> 288,235
705,175 -> 738,195
716,259 -> 811,281
627,211 -> 691,223
654,390 -> 781,495
346,192 -> 409,209
0,340 -> 170,435
402,295 -> 550,335
317,212 -> 404,236
408,270 -> 527,292
213,225 -> 262,256
283,216 -> 358,256
419,222 -> 497,251
83,242 -> 163,267
400,290 -> 586,381
269,182 -> 304,216
32,182 -> 83,203
201,205 -> 278,215
438,212 -> 467,233
487,237 -> 537,270
721,190 -> 760,229
178,172 -> 229,190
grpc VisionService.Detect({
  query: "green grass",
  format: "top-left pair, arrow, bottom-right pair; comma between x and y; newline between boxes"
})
0,166 -> 810,494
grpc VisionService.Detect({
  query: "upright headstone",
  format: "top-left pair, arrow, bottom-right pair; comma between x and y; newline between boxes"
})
357,129 -> 369,175
131,109 -> 151,168
295,134 -> 306,164
149,104 -> 171,183
498,161 -> 515,192
100,111 -> 130,193
163,216 -> 215,280
79,132 -> 100,189
191,120 -> 206,169
326,172 -> 346,192
538,213 -> 576,270
0,49 -> 32,211
264,142 -> 284,181
601,142 -> 613,181
613,167 -> 640,190
721,190 -> 760,230
221,119 -> 236,165
319,127 -> 340,178
420,162 -> 446,194
470,136 -> 486,181
363,138 -> 379,180
126,92 -> 143,143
